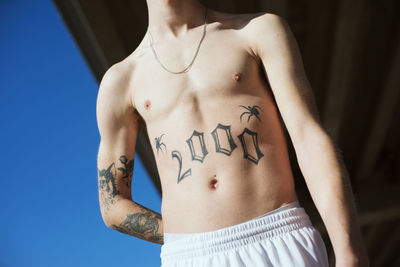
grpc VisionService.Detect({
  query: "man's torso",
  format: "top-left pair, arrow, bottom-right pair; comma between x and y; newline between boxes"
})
124,10 -> 297,233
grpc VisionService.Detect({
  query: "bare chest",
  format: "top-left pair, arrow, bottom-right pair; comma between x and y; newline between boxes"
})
131,30 -> 265,123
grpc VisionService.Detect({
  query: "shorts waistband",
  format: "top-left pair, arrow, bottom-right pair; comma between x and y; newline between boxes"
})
160,206 -> 312,262
163,201 -> 301,244
253,200 -> 300,219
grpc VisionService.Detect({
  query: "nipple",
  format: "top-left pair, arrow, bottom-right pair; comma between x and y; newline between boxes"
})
233,72 -> 241,82
144,100 -> 151,110
209,175 -> 218,189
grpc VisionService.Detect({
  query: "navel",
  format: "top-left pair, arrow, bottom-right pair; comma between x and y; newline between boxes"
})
233,72 -> 241,82
144,100 -> 151,110
209,175 -> 218,189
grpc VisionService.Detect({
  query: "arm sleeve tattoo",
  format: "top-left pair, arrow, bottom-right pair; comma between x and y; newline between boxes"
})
98,155 -> 163,244
111,202 -> 163,244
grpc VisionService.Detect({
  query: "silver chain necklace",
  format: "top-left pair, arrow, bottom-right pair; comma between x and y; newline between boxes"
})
147,7 -> 208,74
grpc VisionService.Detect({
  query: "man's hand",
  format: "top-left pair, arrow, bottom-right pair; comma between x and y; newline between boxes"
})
96,62 -> 163,244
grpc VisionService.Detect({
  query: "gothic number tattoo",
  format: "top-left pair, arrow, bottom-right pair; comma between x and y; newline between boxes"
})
186,130 -> 208,163
237,128 -> 264,164
171,150 -> 192,183
211,123 -> 237,156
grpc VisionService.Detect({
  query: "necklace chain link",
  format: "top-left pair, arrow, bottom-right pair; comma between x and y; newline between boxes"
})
147,7 -> 208,74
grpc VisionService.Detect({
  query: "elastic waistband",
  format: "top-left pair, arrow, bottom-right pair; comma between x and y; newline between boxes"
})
160,206 -> 312,262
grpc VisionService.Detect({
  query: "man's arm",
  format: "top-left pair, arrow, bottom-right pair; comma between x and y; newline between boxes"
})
96,63 -> 163,244
247,13 -> 368,266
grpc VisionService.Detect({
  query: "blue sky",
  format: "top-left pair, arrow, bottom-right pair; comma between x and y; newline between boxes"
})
0,1 -> 162,266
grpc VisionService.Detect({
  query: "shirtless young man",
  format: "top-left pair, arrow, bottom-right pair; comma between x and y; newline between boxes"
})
96,0 -> 369,266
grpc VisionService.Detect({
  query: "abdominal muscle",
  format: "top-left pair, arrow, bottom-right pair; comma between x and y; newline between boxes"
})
148,94 -> 298,234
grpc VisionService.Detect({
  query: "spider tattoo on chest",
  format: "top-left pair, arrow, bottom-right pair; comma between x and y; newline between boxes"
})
239,105 -> 263,122
154,134 -> 167,155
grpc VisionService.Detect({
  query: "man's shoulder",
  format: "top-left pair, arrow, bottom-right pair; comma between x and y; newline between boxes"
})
99,57 -> 135,94
209,8 -> 283,29
237,11 -> 288,38
97,58 -> 137,111
99,32 -> 151,91
231,11 -> 293,60
247,11 -> 286,25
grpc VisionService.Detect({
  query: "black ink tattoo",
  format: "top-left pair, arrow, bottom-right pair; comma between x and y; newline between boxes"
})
154,134 -> 167,155
237,128 -> 264,164
171,150 -> 192,183
239,105 -> 262,122
98,163 -> 119,211
117,155 -> 134,188
186,130 -> 208,162
111,206 -> 163,244
211,123 -> 237,156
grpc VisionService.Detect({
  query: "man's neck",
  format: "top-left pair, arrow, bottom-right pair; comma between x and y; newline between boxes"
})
146,0 -> 206,38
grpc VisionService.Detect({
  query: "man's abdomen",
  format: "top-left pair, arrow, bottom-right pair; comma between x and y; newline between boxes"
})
154,98 -> 298,234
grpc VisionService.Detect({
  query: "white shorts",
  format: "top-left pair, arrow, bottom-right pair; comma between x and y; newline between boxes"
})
160,202 -> 329,267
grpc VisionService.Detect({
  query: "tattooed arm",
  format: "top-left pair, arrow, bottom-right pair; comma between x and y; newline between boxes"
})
96,63 -> 163,244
